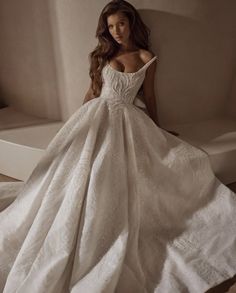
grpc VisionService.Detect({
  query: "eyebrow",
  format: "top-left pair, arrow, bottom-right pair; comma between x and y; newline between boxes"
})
108,18 -> 126,25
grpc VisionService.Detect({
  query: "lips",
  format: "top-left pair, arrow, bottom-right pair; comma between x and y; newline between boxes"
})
115,36 -> 122,39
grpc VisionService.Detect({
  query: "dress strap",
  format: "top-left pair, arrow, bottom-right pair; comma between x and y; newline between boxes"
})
141,56 -> 158,71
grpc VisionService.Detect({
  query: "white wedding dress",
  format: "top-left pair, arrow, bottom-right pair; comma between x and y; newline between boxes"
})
0,56 -> 236,293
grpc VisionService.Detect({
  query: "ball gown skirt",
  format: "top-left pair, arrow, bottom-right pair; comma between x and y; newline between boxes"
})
0,56 -> 235,293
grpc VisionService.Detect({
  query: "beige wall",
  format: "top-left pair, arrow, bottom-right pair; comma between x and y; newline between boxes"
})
50,0 -> 236,125
49,0 -> 108,120
135,0 -> 236,125
0,0 -> 61,120
226,73 -> 236,118
0,0 -> 235,125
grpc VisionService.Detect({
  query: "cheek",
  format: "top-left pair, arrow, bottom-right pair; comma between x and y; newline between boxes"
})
124,27 -> 130,37
109,29 -> 115,36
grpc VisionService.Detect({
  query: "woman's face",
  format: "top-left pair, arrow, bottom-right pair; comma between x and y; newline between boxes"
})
107,12 -> 131,45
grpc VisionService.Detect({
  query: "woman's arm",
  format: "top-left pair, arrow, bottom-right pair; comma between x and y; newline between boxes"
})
82,81 -> 96,105
143,58 -> 179,136
142,58 -> 160,126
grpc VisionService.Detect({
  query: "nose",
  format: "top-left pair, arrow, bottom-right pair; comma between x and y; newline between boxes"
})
114,25 -> 120,34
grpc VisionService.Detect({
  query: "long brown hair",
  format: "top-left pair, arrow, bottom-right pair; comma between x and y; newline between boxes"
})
89,0 -> 151,97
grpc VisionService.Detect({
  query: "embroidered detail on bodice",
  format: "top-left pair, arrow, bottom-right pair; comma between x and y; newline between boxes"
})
100,56 -> 158,105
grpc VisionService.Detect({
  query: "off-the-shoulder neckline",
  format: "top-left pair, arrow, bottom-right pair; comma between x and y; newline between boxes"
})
107,56 -> 157,74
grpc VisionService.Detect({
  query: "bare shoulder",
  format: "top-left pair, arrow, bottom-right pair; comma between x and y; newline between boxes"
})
138,49 -> 156,64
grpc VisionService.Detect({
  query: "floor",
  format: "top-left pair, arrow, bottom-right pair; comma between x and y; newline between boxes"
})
0,173 -> 236,292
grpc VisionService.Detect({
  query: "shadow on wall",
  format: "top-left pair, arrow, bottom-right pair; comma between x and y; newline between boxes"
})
0,100 -> 7,109
0,87 -> 7,109
137,9 -> 236,126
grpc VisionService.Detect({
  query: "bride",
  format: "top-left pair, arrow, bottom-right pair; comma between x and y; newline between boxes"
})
0,0 -> 236,292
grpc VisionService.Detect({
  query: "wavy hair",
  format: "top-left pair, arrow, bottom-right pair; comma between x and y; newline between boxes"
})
88,0 -> 151,97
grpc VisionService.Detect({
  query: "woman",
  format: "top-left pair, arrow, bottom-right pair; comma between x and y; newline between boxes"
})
83,0 -> 179,136
0,0 -> 236,292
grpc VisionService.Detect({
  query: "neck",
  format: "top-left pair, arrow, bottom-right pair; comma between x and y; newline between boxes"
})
119,40 -> 138,53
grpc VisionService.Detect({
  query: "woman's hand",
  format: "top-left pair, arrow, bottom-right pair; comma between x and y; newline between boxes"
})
154,122 -> 179,136
83,81 -> 96,105
162,128 -> 179,136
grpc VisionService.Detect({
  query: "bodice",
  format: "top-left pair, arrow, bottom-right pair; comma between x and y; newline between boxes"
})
99,56 -> 157,105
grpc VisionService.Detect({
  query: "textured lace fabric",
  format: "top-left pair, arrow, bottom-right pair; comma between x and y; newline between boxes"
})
100,56 -> 157,104
0,55 -> 236,293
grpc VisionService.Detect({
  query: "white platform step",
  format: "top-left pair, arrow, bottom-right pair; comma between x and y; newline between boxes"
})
0,106 -> 56,130
164,117 -> 236,185
1,116 -> 236,185
0,122 -> 64,181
